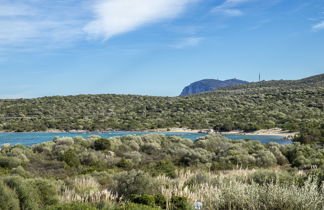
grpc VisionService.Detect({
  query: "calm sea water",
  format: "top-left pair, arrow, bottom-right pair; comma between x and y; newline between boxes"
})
0,131 -> 292,146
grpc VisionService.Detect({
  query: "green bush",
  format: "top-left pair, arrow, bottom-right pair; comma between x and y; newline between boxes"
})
11,166 -> 31,178
62,149 -> 80,167
170,196 -> 191,210
116,203 -> 161,210
116,158 -> 133,169
113,171 -> 156,198
0,180 -> 20,210
3,176 -> 41,210
93,138 -> 111,151
130,194 -> 156,207
154,194 -> 167,209
0,156 -> 22,169
306,169 -> 324,187
247,170 -> 295,185
130,194 -> 166,209
46,202 -> 97,210
31,178 -> 59,207
146,159 -> 176,178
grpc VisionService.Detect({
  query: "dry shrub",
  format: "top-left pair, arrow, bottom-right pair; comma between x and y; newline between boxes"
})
61,176 -> 118,204
156,170 -> 324,210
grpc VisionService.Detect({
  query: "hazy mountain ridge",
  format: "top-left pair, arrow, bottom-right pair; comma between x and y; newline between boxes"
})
193,73 -> 324,97
180,79 -> 249,96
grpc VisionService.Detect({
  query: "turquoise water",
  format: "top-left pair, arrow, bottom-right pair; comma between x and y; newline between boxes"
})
0,131 -> 292,146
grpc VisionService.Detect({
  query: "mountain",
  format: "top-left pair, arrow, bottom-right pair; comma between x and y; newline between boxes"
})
180,79 -> 249,96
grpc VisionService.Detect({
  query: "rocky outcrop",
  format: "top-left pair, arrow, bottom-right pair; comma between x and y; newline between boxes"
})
180,79 -> 249,96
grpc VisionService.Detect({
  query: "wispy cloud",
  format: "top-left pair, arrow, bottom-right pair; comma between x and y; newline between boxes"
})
0,0 -> 201,50
84,0 -> 199,40
172,37 -> 203,49
0,1 -> 87,49
0,3 -> 37,17
312,21 -> 324,32
212,0 -> 255,17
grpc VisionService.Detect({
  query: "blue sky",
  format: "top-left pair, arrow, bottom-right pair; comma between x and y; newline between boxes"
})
0,0 -> 323,98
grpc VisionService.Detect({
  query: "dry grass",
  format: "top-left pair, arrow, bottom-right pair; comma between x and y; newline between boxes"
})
57,170 -> 323,210
156,169 -> 324,210
60,176 -> 119,203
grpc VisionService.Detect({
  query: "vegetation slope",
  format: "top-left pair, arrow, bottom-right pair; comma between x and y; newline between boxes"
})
0,74 -> 323,144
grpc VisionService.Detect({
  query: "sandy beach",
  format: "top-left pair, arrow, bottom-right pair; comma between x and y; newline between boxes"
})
0,127 -> 298,138
221,128 -> 298,138
147,127 -> 298,138
144,128 -> 205,133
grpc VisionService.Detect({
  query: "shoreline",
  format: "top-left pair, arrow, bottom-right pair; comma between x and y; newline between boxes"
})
220,129 -> 298,138
0,128 -> 298,138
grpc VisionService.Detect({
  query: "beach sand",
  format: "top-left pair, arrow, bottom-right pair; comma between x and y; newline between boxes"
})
150,128 -> 298,138
221,128 -> 298,138
0,127 -> 298,138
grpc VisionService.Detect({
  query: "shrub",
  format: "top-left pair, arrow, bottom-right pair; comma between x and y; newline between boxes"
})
80,152 -> 100,166
116,158 -> 133,169
306,169 -> 324,187
147,160 -> 176,178
247,170 -> 295,185
93,138 -> 111,151
62,150 -> 80,167
130,194 -> 156,207
170,196 -> 191,210
113,171 -> 157,198
0,180 -> 20,210
130,194 -> 167,209
46,202 -> 97,210
255,151 -> 277,167
3,176 -> 41,210
154,194 -> 167,209
179,153 -> 201,166
0,156 -> 22,169
116,203 -> 161,210
11,166 -> 31,178
31,178 -> 59,207
210,161 -> 236,170
54,137 -> 74,146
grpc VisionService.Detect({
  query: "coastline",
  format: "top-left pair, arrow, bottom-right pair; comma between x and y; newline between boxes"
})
0,127 -> 298,138
143,128 -> 298,138
220,128 -> 298,138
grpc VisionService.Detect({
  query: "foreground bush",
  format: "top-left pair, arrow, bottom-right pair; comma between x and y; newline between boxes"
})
113,170 -> 157,199
156,170 -> 324,210
3,176 -> 41,210
0,135 -> 323,209
46,202 -> 97,210
0,181 -> 20,210
130,194 -> 166,209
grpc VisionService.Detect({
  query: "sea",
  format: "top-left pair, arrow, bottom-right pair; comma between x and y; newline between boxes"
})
0,131 -> 292,146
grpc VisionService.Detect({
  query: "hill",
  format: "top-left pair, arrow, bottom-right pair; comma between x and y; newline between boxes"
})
180,78 -> 249,96
0,74 -> 323,144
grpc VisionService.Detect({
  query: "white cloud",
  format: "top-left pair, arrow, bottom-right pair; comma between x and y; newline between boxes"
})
84,0 -> 198,40
0,19 -> 83,46
0,0 -> 201,50
0,1 -> 87,49
222,9 -> 244,16
172,37 -> 203,49
312,21 -> 324,31
212,0 -> 255,17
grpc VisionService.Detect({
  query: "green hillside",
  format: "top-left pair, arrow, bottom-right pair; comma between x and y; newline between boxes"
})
0,74 -> 323,143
